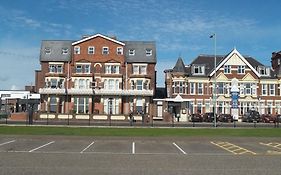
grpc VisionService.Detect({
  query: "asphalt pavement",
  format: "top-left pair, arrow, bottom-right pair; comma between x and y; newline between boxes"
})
0,135 -> 281,175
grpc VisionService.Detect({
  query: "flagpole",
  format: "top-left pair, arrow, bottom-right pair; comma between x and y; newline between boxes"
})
210,33 -> 217,127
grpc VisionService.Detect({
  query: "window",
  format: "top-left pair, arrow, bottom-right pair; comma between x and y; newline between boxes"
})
245,83 -> 251,95
218,82 -> 224,94
237,65 -> 245,74
104,79 -> 120,90
117,47 -> 123,55
146,49 -> 152,56
224,65 -> 231,74
74,46 -> 80,54
198,83 -> 203,95
50,79 -> 58,89
136,80 -> 143,90
190,82 -> 195,94
74,97 -> 89,114
193,65 -> 204,75
88,46 -> 95,54
259,66 -> 270,76
46,78 -> 64,88
129,49 -> 135,56
49,64 -> 63,73
102,47 -> 109,55
173,81 -> 185,94
104,98 -> 119,114
140,65 -> 147,75
269,84 -> 275,96
105,65 -> 120,74
49,96 -> 57,113
75,64 -> 91,74
132,64 -> 147,75
262,84 -> 267,96
62,48 -> 68,54
136,97 -> 143,113
45,47 -> 51,54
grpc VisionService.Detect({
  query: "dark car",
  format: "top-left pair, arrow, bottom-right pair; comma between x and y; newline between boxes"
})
261,114 -> 276,123
218,114 -> 233,123
203,112 -> 218,122
242,110 -> 261,122
276,115 -> 281,123
190,113 -> 203,122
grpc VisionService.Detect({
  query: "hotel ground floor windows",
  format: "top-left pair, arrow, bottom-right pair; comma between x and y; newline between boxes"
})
74,97 -> 89,114
104,97 -> 119,114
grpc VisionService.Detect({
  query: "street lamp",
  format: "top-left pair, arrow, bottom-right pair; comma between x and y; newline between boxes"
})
210,33 -> 217,127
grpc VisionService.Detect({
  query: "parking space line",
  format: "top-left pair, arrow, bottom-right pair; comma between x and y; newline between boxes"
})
0,140 -> 16,146
172,142 -> 186,155
29,141 -> 55,152
260,142 -> 281,150
80,141 -> 95,153
211,141 -> 256,155
132,142 -> 135,154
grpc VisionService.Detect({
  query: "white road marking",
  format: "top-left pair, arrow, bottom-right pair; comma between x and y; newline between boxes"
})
132,142 -> 135,154
80,141 -> 95,153
0,140 -> 16,146
173,142 -> 186,155
29,141 -> 55,152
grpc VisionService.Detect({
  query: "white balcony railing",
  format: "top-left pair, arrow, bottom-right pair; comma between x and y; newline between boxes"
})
39,88 -> 154,96
39,88 -> 66,94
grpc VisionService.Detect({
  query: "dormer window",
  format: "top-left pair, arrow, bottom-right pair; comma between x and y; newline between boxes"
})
193,65 -> 205,75
45,47 -> 51,54
146,49 -> 152,56
258,66 -> 270,76
129,49 -> 135,56
62,48 -> 68,54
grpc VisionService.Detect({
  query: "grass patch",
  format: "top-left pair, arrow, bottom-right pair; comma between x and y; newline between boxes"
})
0,126 -> 280,137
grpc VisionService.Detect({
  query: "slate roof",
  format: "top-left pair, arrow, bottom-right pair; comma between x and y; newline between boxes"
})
40,40 -> 73,62
168,50 -> 275,78
123,41 -> 156,63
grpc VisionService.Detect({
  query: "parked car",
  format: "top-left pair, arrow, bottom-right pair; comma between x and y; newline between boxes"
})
190,113 -> 203,122
242,110 -> 261,122
261,114 -> 276,123
218,114 -> 233,123
203,112 -> 214,122
276,114 -> 281,123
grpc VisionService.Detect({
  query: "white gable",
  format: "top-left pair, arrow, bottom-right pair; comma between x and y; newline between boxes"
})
210,48 -> 260,77
225,53 -> 246,65
72,33 -> 125,46
216,72 -> 229,81
242,73 -> 256,82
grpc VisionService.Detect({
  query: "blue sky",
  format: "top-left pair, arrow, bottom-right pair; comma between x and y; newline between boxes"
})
0,0 -> 281,90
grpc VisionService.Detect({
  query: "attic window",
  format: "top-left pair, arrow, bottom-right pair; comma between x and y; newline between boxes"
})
45,47 -> 51,54
129,49 -> 135,56
62,48 -> 68,54
259,66 -> 270,76
193,65 -> 205,75
146,49 -> 152,56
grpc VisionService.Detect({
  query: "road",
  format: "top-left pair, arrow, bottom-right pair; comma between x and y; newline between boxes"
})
0,136 -> 281,175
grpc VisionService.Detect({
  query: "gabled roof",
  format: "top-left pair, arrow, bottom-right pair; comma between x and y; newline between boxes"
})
72,33 -> 125,46
209,48 -> 260,77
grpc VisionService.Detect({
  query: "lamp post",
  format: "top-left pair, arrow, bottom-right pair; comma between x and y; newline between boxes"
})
210,33 -> 217,127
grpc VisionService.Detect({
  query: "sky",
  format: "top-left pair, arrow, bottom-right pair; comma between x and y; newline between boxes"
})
0,0 -> 281,90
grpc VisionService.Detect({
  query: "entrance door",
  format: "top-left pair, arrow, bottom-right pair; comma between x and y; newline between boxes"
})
108,98 -> 113,114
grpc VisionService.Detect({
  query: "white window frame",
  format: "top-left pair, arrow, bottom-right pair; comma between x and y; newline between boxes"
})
129,49 -> 135,56
269,84 -> 275,96
45,47 -> 51,54
262,84 -> 268,96
224,65 -> 231,74
117,47 -> 123,55
62,48 -> 68,55
88,46 -> 95,54
193,65 -> 204,75
198,83 -> 203,95
105,64 -> 120,74
102,47 -> 109,55
237,65 -> 245,74
133,64 -> 147,75
74,46 -> 80,54
146,49 -> 152,56
190,82 -> 195,95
